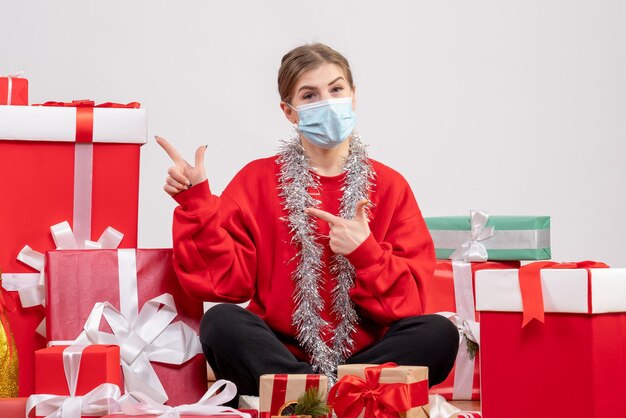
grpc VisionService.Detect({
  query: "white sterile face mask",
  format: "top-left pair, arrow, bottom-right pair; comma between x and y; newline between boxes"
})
289,97 -> 356,149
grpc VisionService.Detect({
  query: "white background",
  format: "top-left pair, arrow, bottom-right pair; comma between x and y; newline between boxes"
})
2,1 -> 625,266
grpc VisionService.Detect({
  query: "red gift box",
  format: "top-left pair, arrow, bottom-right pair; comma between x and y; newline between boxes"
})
0,101 -> 145,397
45,248 -> 206,406
35,345 -> 122,395
475,264 -> 626,418
424,260 -> 518,401
0,74 -> 28,105
29,345 -> 122,418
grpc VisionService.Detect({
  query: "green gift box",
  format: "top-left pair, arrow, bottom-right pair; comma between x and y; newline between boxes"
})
425,212 -> 551,261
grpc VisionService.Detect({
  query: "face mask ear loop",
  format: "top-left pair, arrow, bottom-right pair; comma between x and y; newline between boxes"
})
284,101 -> 300,130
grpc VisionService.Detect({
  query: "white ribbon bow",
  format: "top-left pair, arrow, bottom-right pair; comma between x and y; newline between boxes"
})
0,221 -> 123,337
441,313 -> 480,346
73,293 -> 203,404
118,380 -> 251,418
26,345 -> 122,418
450,210 -> 495,262
0,71 -> 24,78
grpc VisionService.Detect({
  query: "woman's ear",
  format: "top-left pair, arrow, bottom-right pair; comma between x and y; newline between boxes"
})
351,86 -> 357,110
280,101 -> 298,125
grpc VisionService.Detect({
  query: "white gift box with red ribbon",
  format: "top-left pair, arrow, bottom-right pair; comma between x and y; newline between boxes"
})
0,100 -> 146,396
475,265 -> 626,418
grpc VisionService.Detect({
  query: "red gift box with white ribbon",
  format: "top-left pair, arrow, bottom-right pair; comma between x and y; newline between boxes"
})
28,344 -> 122,418
475,262 -> 626,418
424,260 -> 518,401
0,100 -> 146,396
45,248 -> 207,407
0,72 -> 28,105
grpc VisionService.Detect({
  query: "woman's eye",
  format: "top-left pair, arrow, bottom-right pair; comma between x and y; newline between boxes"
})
332,86 -> 344,93
303,93 -> 316,100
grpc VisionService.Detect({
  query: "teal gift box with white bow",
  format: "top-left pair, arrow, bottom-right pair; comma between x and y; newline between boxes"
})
425,211 -> 551,261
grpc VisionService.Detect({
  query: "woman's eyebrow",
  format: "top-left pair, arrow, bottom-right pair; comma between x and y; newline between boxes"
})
327,76 -> 344,85
297,77 -> 346,93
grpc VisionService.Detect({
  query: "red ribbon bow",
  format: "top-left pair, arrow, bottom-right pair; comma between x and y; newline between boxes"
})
519,260 -> 610,327
329,363 -> 429,418
33,100 -> 141,143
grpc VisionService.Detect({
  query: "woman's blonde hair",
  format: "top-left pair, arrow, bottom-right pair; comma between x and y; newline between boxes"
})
278,43 -> 354,104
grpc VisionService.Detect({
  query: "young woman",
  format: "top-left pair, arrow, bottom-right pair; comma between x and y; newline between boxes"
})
157,43 -> 458,397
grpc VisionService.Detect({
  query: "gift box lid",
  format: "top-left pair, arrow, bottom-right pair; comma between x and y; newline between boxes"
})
475,267 -> 626,314
0,104 -> 146,144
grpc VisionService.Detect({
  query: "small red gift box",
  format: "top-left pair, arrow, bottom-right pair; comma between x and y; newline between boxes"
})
424,260 -> 518,400
0,101 -> 145,396
0,74 -> 28,105
259,374 -> 328,418
45,248 -> 206,406
475,262 -> 626,418
35,345 -> 122,395
30,345 -> 122,418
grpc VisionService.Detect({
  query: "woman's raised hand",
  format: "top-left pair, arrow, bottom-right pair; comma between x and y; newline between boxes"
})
156,136 -> 207,196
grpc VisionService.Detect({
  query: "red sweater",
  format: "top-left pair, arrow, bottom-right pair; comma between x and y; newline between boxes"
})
172,156 -> 435,360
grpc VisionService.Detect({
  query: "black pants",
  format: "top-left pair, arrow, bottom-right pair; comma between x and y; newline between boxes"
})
200,304 -> 459,397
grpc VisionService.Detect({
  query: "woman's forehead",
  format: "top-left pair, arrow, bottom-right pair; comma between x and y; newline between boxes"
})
295,63 -> 347,89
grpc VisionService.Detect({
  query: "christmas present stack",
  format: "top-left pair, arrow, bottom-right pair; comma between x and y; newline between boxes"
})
424,210 -> 551,401
0,98 -> 145,396
475,261 -> 626,418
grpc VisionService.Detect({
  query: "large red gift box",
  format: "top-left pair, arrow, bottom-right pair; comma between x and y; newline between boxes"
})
424,260 -> 518,401
45,248 -> 207,406
0,102 -> 146,396
0,74 -> 28,105
475,264 -> 626,418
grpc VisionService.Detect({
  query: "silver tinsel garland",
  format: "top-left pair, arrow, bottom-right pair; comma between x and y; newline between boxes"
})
276,133 -> 375,382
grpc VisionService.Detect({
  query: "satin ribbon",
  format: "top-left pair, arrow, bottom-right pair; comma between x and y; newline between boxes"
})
438,312 -> 480,400
449,210 -> 495,262
26,345 -> 121,418
329,363 -> 429,418
69,250 -> 202,404
434,260 -> 480,399
428,394 -> 481,418
519,261 -> 610,327
117,380 -> 251,418
1,71 -> 24,105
